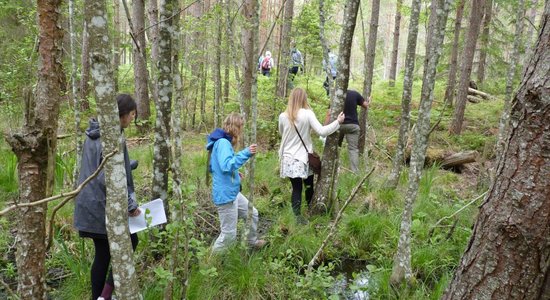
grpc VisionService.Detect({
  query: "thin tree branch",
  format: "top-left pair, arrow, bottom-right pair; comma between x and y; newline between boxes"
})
0,151 -> 117,217
0,277 -> 19,300
307,168 -> 375,271
428,190 -> 488,237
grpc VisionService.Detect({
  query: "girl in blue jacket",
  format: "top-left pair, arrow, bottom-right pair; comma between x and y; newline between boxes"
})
206,113 -> 266,252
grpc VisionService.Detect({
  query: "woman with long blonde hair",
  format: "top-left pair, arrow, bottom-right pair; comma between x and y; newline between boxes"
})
278,88 -> 344,224
206,113 -> 266,251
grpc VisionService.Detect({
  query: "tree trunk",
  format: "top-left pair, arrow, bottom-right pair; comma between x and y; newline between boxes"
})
85,0 -> 140,298
113,0 -> 121,91
152,0 -> 173,209
386,0 -> 422,188
449,0 -> 486,135
477,0 -> 492,85
69,0 -> 82,186
390,0 -> 451,285
5,0 -> 64,297
388,0 -> 402,87
358,0 -> 380,156
311,0 -> 361,215
242,0 -> 256,119
80,21 -> 91,110
443,0 -> 465,107
443,4 -> 550,297
275,0 -> 294,99
496,0 -> 526,159
213,2 -> 223,128
132,0 -> 151,120
148,0 -> 160,109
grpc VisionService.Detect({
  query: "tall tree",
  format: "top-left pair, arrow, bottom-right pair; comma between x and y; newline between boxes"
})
80,21 -> 91,110
358,0 -> 380,156
496,0 -> 526,159
69,0 -> 82,185
477,0 -> 493,85
85,0 -> 140,297
5,0 -> 64,297
152,0 -> 173,206
449,0 -> 486,135
242,0 -> 257,119
443,0 -> 466,106
442,3 -> 550,297
311,0 -> 361,215
386,0 -> 422,188
275,0 -> 294,99
388,0 -> 402,87
212,2 -> 223,128
148,0 -> 160,107
132,0 -> 151,119
390,0 -> 452,285
113,0 -> 121,91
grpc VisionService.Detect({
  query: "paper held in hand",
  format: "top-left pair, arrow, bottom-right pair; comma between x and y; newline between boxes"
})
128,198 -> 167,234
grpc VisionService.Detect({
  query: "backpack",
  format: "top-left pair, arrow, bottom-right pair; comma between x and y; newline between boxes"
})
261,56 -> 271,69
291,50 -> 302,66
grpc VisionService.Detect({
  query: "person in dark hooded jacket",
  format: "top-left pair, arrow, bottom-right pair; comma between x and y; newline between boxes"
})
74,94 -> 141,300
206,113 -> 266,252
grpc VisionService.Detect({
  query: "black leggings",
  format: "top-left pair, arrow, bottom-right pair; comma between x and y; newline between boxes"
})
290,175 -> 314,215
91,234 -> 138,300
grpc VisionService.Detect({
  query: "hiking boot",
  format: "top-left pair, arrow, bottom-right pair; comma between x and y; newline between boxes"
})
251,239 -> 267,249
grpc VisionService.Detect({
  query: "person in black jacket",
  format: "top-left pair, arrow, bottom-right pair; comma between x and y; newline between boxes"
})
74,94 -> 141,300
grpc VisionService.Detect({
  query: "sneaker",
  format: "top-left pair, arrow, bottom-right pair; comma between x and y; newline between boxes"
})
251,239 -> 267,249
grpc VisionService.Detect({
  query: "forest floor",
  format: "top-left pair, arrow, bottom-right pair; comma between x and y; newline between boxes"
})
0,77 -> 505,299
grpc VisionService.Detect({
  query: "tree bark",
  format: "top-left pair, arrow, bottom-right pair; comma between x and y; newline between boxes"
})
390,0 -> 452,285
213,2 -> 223,128
80,21 -> 91,110
443,4 -> 550,298
242,0 -> 256,119
311,0 -> 361,215
113,0 -> 121,91
152,0 -> 173,209
69,0 -> 82,186
5,0 -> 64,297
477,0 -> 493,85
358,0 -> 380,156
388,0 -> 402,87
443,0 -> 465,107
496,0 -> 526,159
148,0 -> 160,109
275,0 -> 294,99
449,0 -> 486,135
85,0 -> 140,298
386,0 -> 422,188
132,0 -> 151,120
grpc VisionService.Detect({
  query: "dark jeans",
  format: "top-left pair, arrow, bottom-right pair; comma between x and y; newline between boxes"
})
323,75 -> 337,96
289,175 -> 314,215
262,68 -> 271,77
91,233 -> 139,300
289,66 -> 299,80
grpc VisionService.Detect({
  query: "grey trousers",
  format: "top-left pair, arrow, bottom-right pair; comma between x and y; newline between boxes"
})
213,192 -> 259,252
338,123 -> 360,173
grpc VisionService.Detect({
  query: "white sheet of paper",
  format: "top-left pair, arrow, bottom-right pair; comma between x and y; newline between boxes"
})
128,198 -> 167,234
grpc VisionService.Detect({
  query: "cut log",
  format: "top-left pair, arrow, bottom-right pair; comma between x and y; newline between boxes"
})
468,87 -> 495,100
441,150 -> 478,168
467,95 -> 482,103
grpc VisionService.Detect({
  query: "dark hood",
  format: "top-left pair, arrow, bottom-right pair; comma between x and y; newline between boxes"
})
85,119 -> 100,140
206,128 -> 232,151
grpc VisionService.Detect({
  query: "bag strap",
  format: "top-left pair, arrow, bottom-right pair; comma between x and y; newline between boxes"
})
293,124 -> 310,153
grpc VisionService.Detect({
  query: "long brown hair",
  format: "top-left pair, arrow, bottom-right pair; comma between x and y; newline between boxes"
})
222,113 -> 245,146
285,87 -> 310,123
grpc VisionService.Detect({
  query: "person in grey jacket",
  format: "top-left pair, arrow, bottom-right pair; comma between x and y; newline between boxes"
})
74,94 -> 141,300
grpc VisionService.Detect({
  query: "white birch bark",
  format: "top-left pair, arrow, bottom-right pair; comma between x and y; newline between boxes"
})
390,0 -> 452,285
387,0 -> 422,188
85,0 -> 140,298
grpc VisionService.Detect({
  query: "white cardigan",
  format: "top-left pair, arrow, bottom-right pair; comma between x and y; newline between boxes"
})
278,108 -> 340,164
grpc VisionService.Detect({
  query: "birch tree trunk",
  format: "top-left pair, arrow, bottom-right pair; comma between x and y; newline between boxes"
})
495,0 -> 526,160
85,0 -> 140,298
388,0 -> 402,87
477,0 -> 493,85
386,0 -> 422,188
442,4 -> 550,297
443,0 -> 466,107
80,21 -> 91,110
152,0 -> 173,208
132,0 -> 151,120
275,0 -> 294,99
5,0 -> 64,297
390,0 -> 451,285
311,0 -> 361,215
449,0 -> 486,135
358,0 -> 380,156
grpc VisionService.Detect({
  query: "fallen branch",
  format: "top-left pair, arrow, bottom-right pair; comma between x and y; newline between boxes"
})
307,168 -> 375,271
467,95 -> 483,103
468,88 -> 495,100
0,151 -> 116,217
441,150 -> 478,168
428,190 -> 488,237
